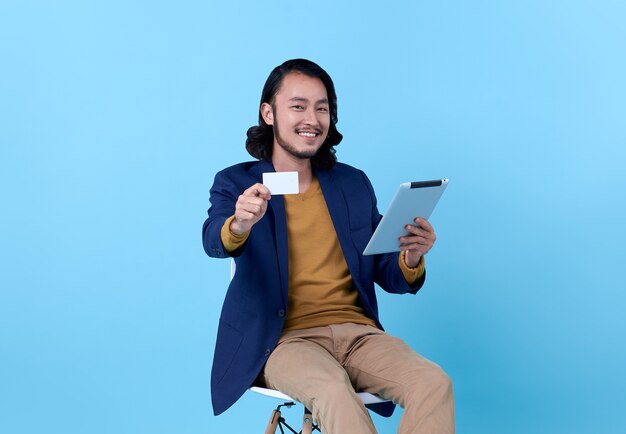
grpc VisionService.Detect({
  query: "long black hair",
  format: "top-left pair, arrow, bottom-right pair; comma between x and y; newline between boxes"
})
245,59 -> 343,170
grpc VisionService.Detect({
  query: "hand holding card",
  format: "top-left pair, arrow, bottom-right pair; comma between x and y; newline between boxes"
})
262,171 -> 299,195
231,183 -> 271,235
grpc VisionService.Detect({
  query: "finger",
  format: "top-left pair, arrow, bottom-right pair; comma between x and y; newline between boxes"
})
404,225 -> 431,237
237,195 -> 269,216
414,217 -> 434,232
239,195 -> 266,207
399,245 -> 425,255
403,226 -> 436,242
400,233 -> 434,247
400,243 -> 431,255
235,210 -> 256,222
404,225 -> 435,237
256,183 -> 273,198
243,183 -> 271,199
399,235 -> 430,246
238,203 -> 265,217
242,183 -> 262,196
238,203 -> 262,217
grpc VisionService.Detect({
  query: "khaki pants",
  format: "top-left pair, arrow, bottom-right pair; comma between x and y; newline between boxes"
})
261,323 -> 455,434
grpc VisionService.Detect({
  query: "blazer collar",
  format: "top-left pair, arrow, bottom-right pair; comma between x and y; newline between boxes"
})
256,159 -> 275,177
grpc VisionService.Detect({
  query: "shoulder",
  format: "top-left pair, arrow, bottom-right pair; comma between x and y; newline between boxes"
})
210,160 -> 263,195
328,162 -> 374,190
215,161 -> 260,177
213,160 -> 264,184
330,162 -> 368,181
317,162 -> 377,207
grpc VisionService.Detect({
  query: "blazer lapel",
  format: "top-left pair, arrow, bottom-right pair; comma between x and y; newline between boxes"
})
316,170 -> 361,281
255,160 -> 289,307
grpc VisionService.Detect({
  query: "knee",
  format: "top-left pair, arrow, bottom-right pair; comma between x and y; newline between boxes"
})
424,366 -> 453,403
408,365 -> 453,403
430,367 -> 453,397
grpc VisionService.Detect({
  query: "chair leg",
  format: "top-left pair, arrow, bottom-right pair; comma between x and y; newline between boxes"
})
301,412 -> 313,434
264,402 -> 303,434
264,409 -> 281,434
262,401 -> 321,434
301,408 -> 320,433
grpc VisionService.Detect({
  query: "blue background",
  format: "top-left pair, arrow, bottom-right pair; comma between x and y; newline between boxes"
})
1,1 -> 625,433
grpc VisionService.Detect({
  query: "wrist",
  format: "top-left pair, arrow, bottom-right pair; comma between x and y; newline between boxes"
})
229,218 -> 248,237
402,251 -> 421,269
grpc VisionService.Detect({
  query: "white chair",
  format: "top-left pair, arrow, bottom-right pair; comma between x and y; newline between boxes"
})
230,260 -> 390,433
251,386 -> 388,434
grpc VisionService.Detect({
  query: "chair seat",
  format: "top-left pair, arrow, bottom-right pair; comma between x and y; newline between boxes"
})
250,386 -> 388,405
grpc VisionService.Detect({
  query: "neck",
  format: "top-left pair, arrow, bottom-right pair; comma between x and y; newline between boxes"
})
272,152 -> 313,193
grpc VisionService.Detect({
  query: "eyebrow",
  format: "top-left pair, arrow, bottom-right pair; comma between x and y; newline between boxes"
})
289,97 -> 329,104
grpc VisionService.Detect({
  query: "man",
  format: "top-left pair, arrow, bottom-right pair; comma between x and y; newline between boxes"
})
202,59 -> 454,433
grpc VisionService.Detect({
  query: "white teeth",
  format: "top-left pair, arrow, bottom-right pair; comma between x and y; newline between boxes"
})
299,132 -> 316,137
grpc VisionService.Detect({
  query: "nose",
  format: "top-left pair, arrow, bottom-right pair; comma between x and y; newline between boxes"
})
303,108 -> 319,126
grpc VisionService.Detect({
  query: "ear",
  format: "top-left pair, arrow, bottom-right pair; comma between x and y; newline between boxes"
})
260,102 -> 274,125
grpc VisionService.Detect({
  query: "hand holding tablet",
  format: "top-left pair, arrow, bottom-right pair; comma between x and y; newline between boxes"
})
363,179 -> 448,255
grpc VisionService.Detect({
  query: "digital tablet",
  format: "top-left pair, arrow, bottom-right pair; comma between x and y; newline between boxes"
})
363,179 -> 449,255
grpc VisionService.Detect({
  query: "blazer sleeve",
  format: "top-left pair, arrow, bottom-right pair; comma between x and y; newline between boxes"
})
202,169 -> 249,258
362,172 -> 426,294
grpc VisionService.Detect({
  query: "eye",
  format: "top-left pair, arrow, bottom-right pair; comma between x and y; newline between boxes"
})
317,106 -> 329,113
291,105 -> 305,110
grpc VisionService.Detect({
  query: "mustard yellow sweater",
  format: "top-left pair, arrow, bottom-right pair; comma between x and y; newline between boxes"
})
221,177 -> 424,332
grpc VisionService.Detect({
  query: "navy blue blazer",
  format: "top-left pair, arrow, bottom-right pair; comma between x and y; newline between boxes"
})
202,159 -> 425,416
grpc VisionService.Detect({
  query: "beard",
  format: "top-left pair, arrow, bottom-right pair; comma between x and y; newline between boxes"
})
273,118 -> 322,160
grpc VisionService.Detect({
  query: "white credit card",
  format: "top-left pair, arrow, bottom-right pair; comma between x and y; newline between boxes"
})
262,171 -> 299,195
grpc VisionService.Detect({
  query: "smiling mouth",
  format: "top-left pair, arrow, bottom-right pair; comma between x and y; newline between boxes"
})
297,130 -> 321,138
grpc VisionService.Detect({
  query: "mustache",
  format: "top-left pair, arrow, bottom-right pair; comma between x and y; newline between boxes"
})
295,127 -> 323,134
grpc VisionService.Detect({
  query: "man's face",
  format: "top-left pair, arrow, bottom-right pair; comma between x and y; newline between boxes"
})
262,72 -> 331,161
